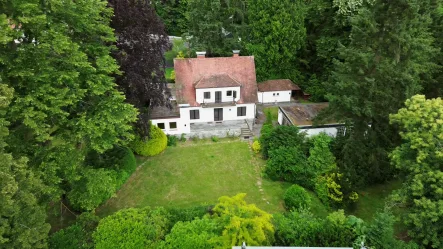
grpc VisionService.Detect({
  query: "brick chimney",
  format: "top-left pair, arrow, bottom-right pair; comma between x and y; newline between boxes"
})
233,50 -> 240,57
196,51 -> 206,59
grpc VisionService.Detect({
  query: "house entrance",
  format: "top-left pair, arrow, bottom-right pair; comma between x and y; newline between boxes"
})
215,91 -> 222,103
214,108 -> 223,121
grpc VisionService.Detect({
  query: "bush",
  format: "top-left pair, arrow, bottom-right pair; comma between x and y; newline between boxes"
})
93,207 -> 170,249
211,136 -> 219,142
273,209 -> 361,247
252,140 -> 261,153
260,125 -> 306,159
130,124 -> 167,156
167,135 -> 178,147
49,212 -> 99,249
284,185 -> 311,210
167,205 -> 210,225
265,146 -> 313,187
179,133 -> 187,142
190,134 -> 200,142
67,168 -> 117,211
85,146 -> 136,191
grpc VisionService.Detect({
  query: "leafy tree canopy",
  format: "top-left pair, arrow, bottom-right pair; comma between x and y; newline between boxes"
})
390,95 -> 443,248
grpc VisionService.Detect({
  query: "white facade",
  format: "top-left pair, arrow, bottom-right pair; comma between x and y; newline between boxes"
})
151,117 -> 190,135
151,95 -> 255,136
196,87 -> 241,104
258,90 -> 292,103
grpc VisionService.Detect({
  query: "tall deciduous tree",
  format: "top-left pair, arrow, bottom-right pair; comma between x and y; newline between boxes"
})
153,0 -> 189,36
109,0 -> 171,139
325,0 -> 436,187
187,0 -> 247,56
0,78 -> 49,247
390,95 -> 443,248
245,0 -> 306,82
0,0 -> 137,198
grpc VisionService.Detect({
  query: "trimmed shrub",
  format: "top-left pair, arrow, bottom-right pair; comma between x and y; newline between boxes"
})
167,135 -> 178,147
130,124 -> 167,156
252,140 -> 261,153
284,184 -> 311,210
211,136 -> 219,142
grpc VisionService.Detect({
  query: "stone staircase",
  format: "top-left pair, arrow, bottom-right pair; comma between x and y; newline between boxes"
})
240,119 -> 254,139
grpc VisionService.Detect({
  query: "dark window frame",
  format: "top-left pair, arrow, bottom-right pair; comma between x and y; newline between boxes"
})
157,123 -> 165,129
204,92 -> 211,99
237,106 -> 246,116
190,110 -> 200,120
233,91 -> 237,98
169,122 -> 177,129
227,90 -> 232,96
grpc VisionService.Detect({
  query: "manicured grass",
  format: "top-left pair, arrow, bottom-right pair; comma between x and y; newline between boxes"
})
97,141 -> 289,216
165,67 -> 174,79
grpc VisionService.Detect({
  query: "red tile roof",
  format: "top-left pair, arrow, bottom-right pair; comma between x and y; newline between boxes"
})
257,79 -> 301,92
174,56 -> 258,106
195,73 -> 241,89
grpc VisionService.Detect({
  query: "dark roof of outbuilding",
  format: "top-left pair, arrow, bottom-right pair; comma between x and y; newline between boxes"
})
280,103 -> 331,126
258,79 -> 301,92
174,56 -> 258,106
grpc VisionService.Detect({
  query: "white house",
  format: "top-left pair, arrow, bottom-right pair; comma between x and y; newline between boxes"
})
277,103 -> 344,137
257,79 -> 302,104
150,51 -> 258,138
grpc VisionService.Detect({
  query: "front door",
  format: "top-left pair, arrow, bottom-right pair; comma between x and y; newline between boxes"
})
215,91 -> 222,103
214,108 -> 223,121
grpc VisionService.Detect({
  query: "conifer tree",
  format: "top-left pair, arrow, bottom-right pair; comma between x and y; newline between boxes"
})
326,0 -> 436,187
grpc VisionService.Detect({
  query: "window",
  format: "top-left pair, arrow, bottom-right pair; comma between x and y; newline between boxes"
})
273,93 -> 276,96
237,106 -> 246,116
227,90 -> 232,96
233,91 -> 237,98
204,92 -> 210,99
277,93 -> 279,96
169,122 -> 177,129
157,123 -> 165,129
190,110 -> 200,120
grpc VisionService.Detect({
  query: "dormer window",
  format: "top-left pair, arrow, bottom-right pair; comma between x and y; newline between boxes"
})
227,90 -> 232,96
233,91 -> 237,98
204,92 -> 210,99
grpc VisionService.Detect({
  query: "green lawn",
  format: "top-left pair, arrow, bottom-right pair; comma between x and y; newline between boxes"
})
97,141 -> 290,216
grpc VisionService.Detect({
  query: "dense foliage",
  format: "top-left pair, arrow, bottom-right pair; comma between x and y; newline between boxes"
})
324,0 -> 437,188
390,95 -> 443,248
93,207 -> 170,249
131,124 -> 168,156
260,126 -> 306,159
283,185 -> 311,210
245,0 -> 306,81
109,0 -> 170,139
49,212 -> 99,249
